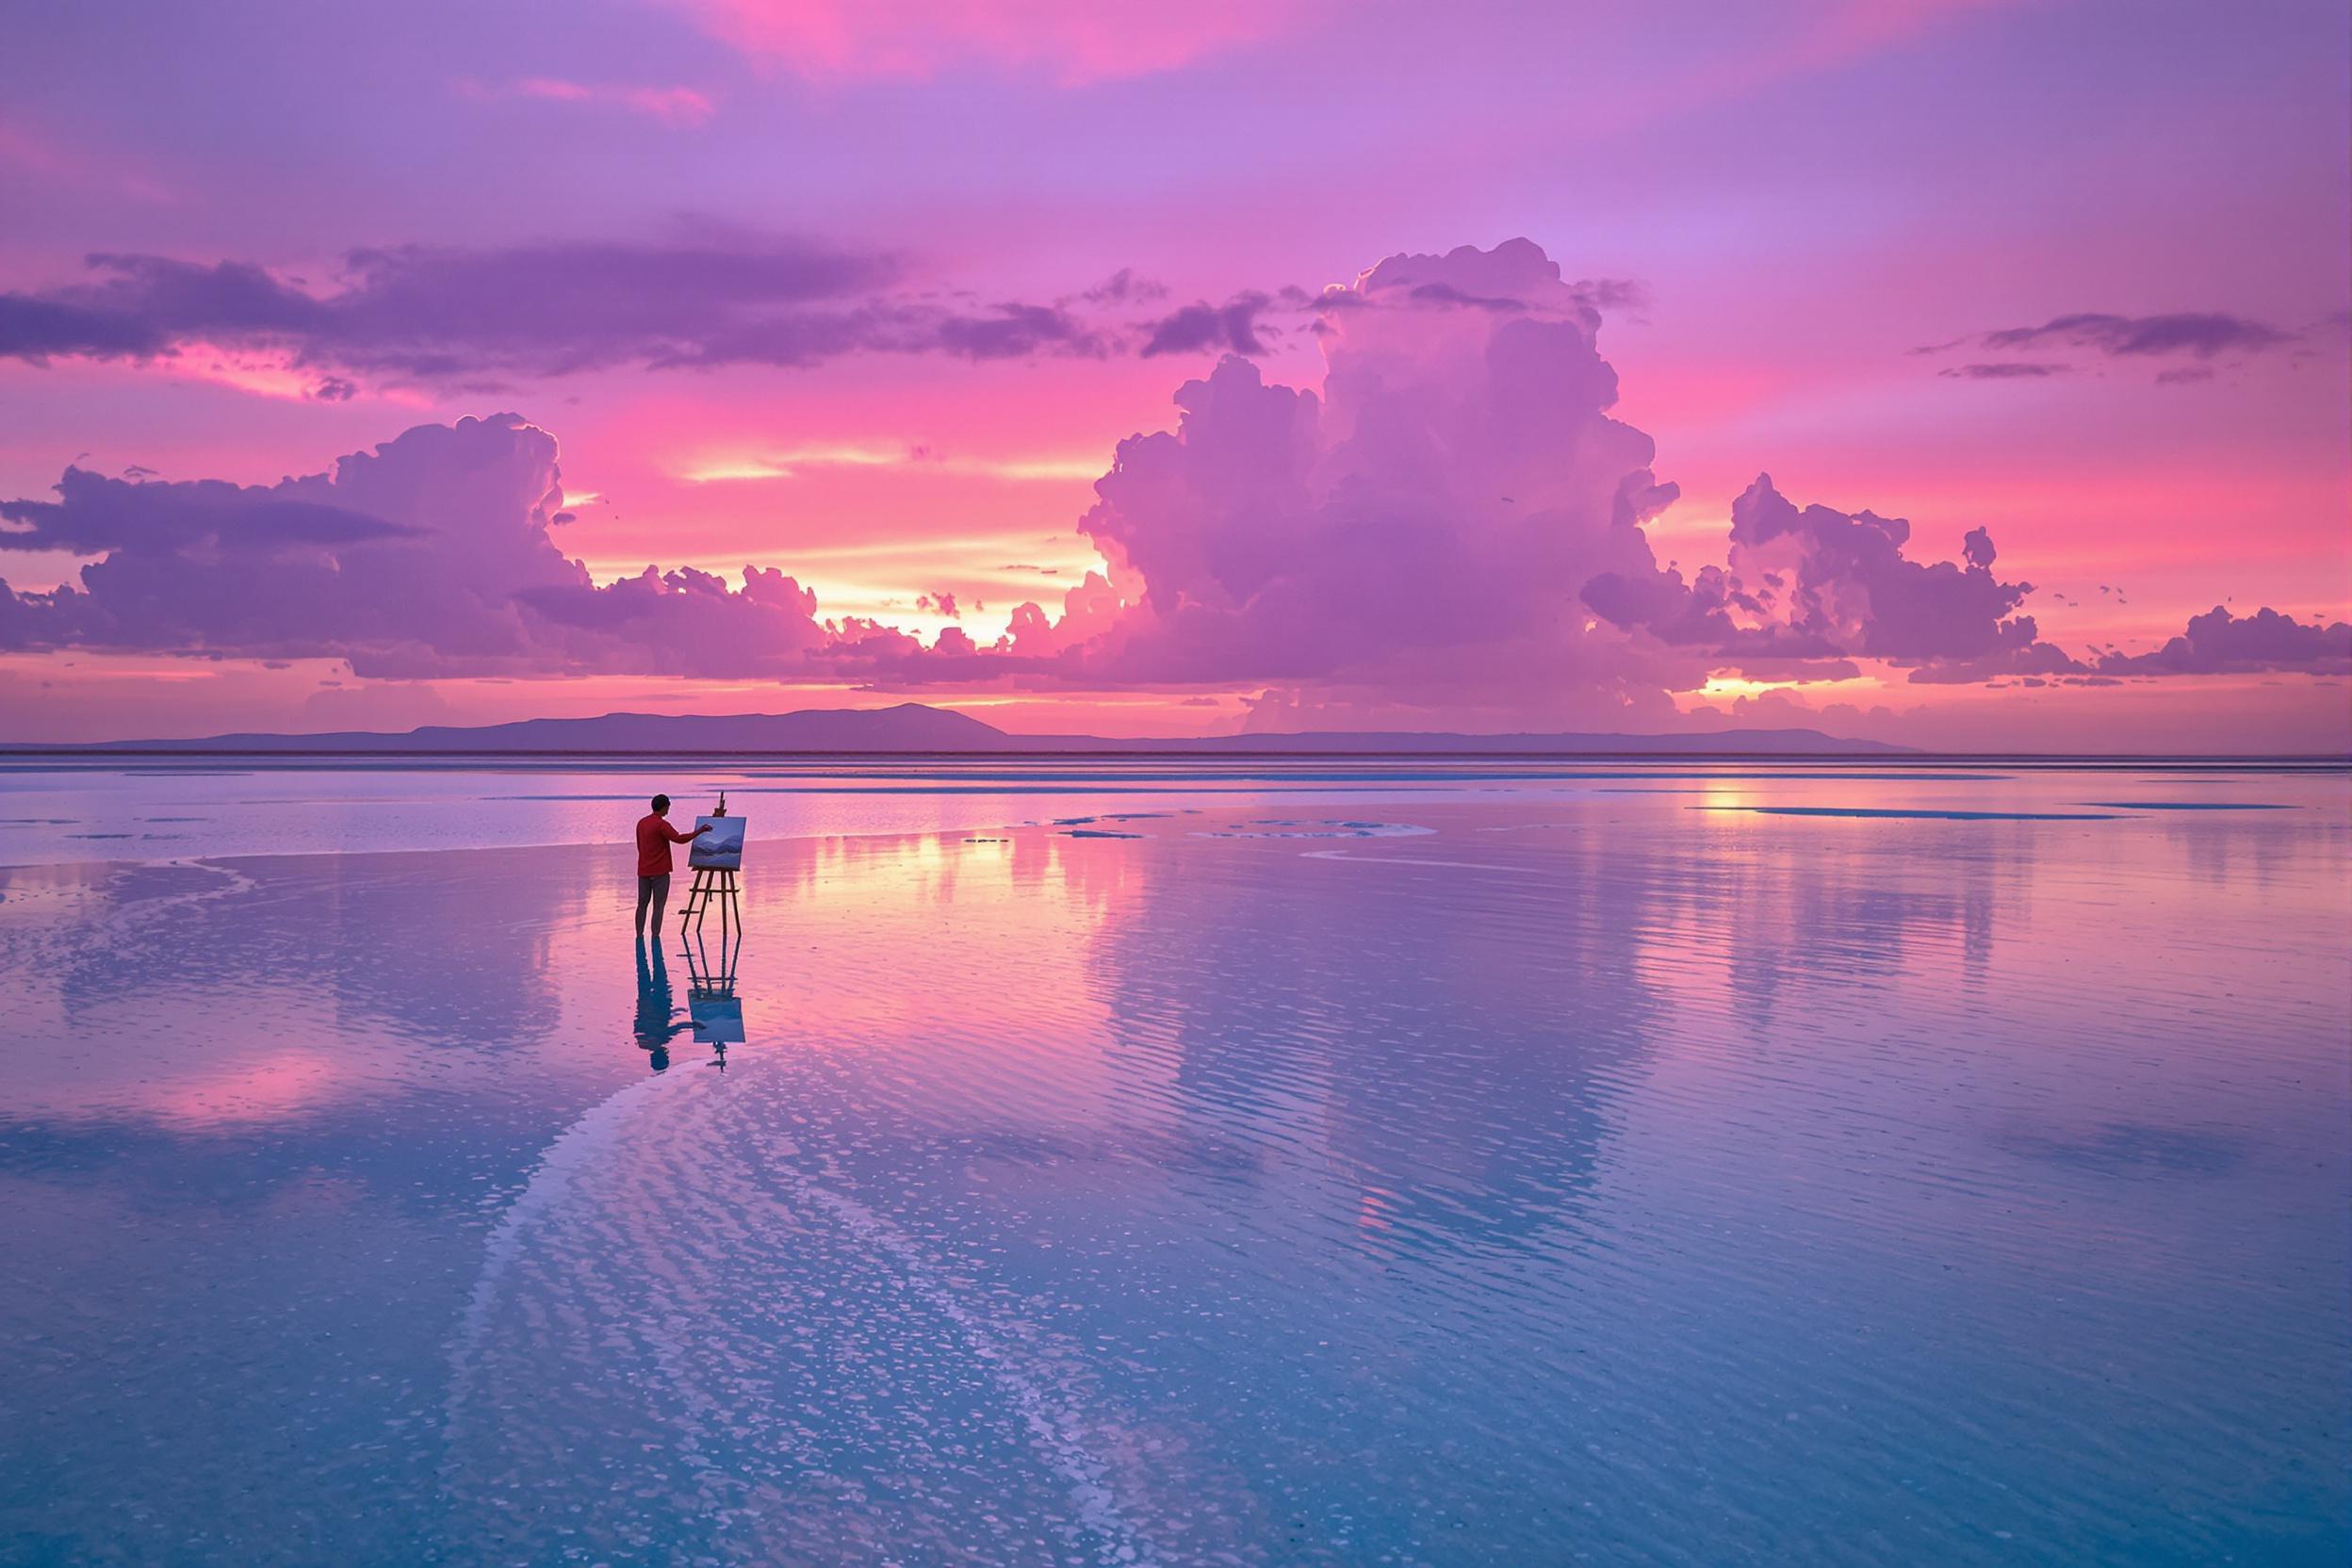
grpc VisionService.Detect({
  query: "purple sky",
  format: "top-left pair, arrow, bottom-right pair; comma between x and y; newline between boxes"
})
1,0 -> 2345,746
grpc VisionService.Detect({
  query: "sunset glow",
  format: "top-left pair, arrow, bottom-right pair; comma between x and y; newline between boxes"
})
0,0 -> 2344,749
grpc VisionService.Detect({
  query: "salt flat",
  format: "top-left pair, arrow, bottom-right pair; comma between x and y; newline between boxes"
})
0,761 -> 2344,1564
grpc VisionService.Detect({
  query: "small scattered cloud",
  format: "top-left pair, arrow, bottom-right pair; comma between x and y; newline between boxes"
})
1937,362 -> 2070,380
1082,269 -> 1168,306
935,302 -> 1106,360
1141,292 -> 1274,357
1917,308 -> 2301,386
1569,278 -> 1646,314
1979,311 -> 2294,358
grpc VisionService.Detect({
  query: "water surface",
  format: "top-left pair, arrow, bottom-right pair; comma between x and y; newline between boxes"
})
1,760 -> 2344,1563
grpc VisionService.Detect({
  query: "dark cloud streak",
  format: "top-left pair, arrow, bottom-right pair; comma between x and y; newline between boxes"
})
1141,292 -> 1273,357
0,237 -> 1125,382
1980,311 -> 2293,358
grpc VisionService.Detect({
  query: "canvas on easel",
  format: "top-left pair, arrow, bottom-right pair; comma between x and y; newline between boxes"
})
680,812 -> 745,945
689,816 -> 744,870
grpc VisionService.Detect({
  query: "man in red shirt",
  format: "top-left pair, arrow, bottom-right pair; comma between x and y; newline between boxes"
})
634,794 -> 710,941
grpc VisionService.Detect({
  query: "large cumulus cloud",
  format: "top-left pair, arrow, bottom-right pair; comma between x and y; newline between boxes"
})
961,240 -> 1703,724
0,414 -> 867,678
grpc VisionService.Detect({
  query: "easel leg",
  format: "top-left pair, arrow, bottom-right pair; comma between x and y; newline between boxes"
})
679,865 -> 717,955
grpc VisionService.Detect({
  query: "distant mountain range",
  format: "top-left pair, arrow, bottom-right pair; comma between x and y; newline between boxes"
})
11,701 -> 1910,756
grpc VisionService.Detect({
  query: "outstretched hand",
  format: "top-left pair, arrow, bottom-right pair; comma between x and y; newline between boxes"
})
694,824 -> 712,836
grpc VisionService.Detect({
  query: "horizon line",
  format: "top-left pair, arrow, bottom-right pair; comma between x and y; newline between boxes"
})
2,745 -> 2345,765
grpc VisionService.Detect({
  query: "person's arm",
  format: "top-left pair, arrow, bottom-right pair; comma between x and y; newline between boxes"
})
662,821 -> 710,842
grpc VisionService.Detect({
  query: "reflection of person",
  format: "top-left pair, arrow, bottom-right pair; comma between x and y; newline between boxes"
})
634,794 -> 710,940
633,940 -> 691,1071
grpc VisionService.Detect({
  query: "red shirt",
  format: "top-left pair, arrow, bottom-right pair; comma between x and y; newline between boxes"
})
636,812 -> 695,877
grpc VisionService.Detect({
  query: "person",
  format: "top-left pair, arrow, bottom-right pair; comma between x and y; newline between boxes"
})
634,794 -> 710,940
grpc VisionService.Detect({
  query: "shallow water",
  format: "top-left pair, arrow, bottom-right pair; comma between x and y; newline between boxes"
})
0,760 -> 2345,1564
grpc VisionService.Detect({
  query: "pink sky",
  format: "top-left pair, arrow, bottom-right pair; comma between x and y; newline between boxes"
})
0,0 -> 2345,748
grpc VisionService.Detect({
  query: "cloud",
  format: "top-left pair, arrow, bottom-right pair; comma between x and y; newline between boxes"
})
941,239 -> 1699,726
1978,312 -> 2294,358
1581,474 -> 2080,682
1569,278 -> 1647,314
1141,292 -> 1274,357
0,235 -> 1125,383
0,414 -> 856,678
1916,310 -> 2305,384
4,239 -> 2337,720
932,302 -> 1106,361
1081,269 -> 1168,306
2097,606 -> 2352,676
1937,362 -> 2071,380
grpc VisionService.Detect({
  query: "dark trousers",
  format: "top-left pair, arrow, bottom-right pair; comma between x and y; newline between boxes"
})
635,873 -> 671,931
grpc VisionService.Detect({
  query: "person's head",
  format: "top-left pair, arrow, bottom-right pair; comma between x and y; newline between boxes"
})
650,793 -> 670,816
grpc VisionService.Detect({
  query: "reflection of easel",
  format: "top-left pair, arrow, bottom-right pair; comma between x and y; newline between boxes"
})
678,790 -> 740,948
682,923 -> 743,1070
684,928 -> 739,989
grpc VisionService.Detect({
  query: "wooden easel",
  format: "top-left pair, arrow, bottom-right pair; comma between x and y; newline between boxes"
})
678,864 -> 739,947
678,790 -> 741,950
